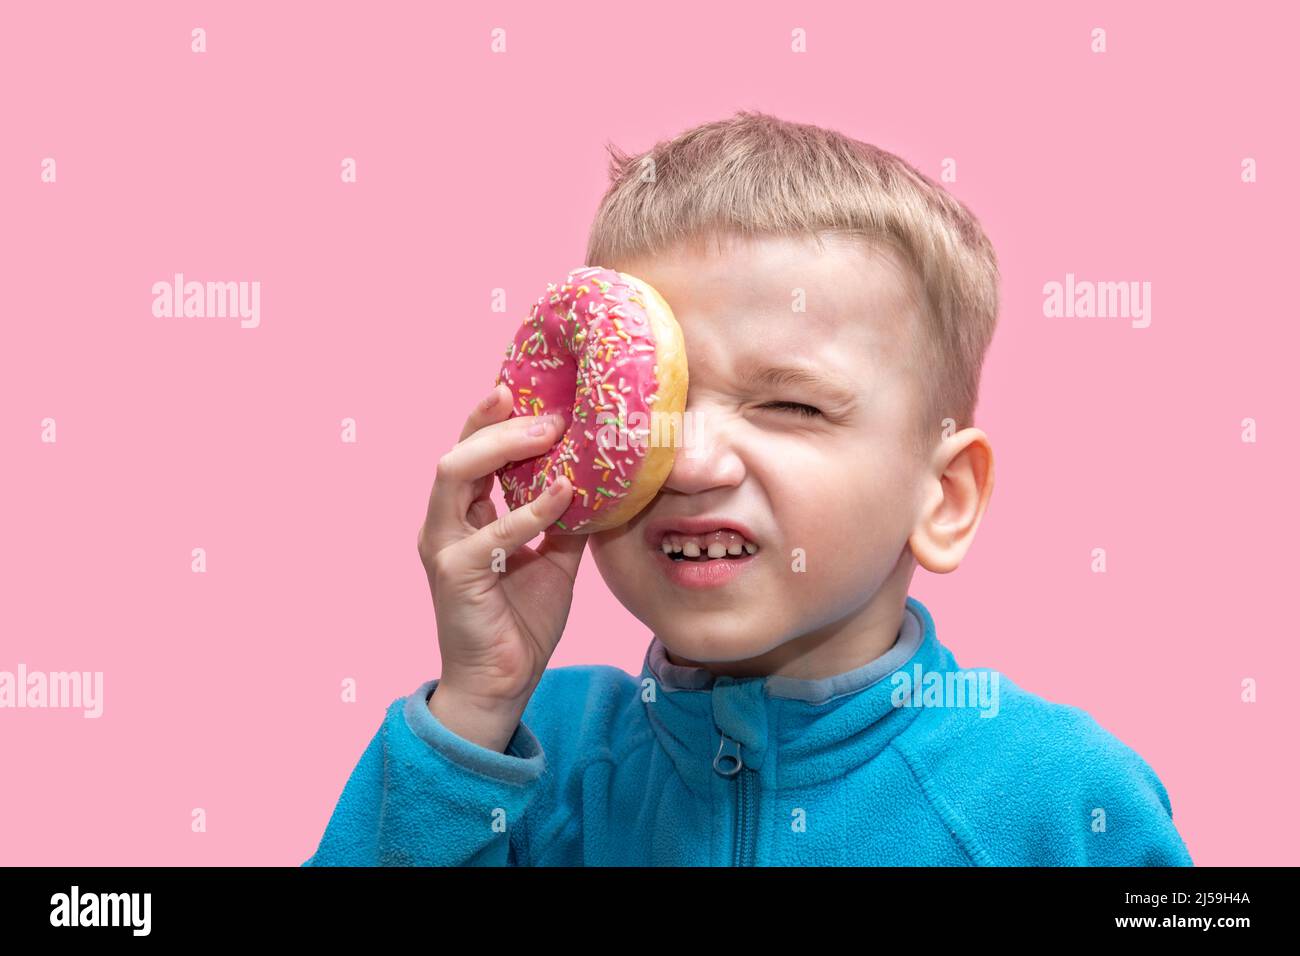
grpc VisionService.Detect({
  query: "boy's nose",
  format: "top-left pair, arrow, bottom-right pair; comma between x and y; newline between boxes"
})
658,406 -> 744,496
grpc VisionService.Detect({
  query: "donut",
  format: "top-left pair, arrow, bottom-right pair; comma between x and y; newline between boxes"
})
493,265 -> 688,534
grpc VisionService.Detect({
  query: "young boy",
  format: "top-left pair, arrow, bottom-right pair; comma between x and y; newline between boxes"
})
303,111 -> 1193,867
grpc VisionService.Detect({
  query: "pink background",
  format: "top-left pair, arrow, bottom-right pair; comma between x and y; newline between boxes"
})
2,1 -> 1296,866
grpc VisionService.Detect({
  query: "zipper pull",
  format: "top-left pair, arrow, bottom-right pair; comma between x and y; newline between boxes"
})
713,732 -> 743,777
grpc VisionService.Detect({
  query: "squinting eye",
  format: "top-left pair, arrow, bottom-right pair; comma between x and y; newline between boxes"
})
760,401 -> 823,418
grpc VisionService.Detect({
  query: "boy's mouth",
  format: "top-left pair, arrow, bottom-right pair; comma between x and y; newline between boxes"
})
644,519 -> 762,589
643,516 -> 762,563
654,528 -> 760,561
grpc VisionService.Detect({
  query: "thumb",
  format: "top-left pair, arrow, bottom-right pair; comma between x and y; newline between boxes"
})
536,523 -> 589,581
461,476 -> 575,575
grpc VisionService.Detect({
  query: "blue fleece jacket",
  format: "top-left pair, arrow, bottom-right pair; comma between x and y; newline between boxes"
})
303,595 -> 1193,866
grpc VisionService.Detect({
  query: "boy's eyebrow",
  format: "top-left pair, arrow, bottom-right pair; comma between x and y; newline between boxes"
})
737,359 -> 859,406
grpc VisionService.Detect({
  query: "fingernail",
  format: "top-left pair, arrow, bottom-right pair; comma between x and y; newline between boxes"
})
527,418 -> 548,436
480,386 -> 499,410
548,477 -> 566,496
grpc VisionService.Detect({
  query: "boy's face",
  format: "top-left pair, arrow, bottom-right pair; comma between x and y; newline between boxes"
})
588,232 -> 930,678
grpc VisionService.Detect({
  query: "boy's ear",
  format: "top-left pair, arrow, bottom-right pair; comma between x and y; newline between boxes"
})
908,428 -> 995,574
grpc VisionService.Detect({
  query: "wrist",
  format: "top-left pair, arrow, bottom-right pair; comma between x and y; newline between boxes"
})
427,680 -> 528,754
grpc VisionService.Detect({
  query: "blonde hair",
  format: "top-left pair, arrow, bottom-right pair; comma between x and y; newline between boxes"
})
584,110 -> 1000,459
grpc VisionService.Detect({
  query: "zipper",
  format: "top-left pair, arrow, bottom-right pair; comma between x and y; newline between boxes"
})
713,731 -> 757,866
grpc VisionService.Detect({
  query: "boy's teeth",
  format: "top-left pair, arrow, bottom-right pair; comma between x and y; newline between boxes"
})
660,529 -> 760,560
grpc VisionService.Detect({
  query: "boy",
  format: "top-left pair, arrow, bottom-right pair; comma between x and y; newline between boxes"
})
303,111 -> 1193,866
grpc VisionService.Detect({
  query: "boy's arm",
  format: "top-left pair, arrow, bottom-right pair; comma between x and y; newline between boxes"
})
1073,739 -> 1194,867
302,678 -> 546,866
897,695 -> 1195,867
1023,705 -> 1194,867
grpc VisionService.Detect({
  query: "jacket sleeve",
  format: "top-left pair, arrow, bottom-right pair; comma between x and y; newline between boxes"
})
897,691 -> 1195,867
302,678 -> 548,866
1073,734 -> 1194,867
1022,704 -> 1194,867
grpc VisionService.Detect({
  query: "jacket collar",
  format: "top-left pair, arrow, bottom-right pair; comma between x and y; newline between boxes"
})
638,595 -> 950,789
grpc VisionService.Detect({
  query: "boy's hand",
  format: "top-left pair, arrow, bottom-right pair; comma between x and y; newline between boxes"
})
417,382 -> 586,723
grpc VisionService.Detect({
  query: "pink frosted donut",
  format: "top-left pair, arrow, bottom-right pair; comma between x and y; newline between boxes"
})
493,265 -> 688,534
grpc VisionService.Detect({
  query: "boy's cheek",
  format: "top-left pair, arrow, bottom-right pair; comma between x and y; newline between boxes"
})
589,534 -> 657,599
588,529 -> 635,569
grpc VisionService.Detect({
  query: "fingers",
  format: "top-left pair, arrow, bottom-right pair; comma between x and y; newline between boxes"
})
459,381 -> 513,443
458,382 -> 515,503
456,382 -> 567,502
536,525 -> 589,581
422,408 -> 568,556
453,474 -> 575,578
